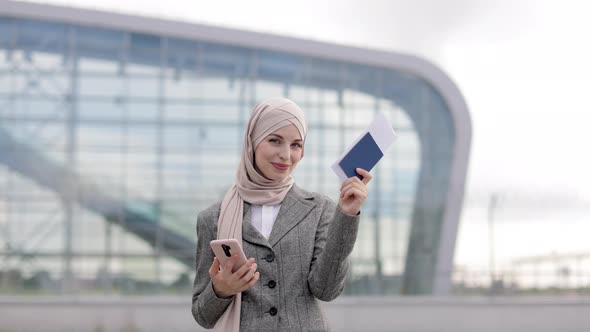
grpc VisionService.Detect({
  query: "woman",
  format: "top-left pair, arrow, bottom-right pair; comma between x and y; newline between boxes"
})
191,97 -> 372,331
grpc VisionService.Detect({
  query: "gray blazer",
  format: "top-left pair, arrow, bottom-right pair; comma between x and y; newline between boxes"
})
191,185 -> 360,331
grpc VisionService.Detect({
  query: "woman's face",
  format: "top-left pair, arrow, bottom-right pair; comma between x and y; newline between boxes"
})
254,124 -> 303,182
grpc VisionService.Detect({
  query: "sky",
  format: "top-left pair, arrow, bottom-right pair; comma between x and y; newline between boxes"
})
16,0 -> 590,273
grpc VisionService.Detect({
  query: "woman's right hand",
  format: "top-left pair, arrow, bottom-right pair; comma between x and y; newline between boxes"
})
209,255 -> 260,298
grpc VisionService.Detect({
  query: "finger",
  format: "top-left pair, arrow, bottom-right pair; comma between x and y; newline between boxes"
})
233,258 -> 255,279
340,175 -> 361,189
340,178 -> 363,198
209,257 -> 221,278
239,262 -> 257,284
356,168 -> 373,185
220,255 -> 238,276
341,180 -> 364,192
340,182 -> 368,199
342,187 -> 367,202
239,272 -> 260,292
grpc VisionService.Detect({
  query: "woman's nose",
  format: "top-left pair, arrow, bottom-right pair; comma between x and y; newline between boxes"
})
278,146 -> 290,160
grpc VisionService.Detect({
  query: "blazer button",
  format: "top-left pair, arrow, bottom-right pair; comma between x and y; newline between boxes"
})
267,280 -> 276,288
269,307 -> 278,316
265,253 -> 275,262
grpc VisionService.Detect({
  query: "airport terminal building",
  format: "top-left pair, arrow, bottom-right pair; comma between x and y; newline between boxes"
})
0,0 -> 471,298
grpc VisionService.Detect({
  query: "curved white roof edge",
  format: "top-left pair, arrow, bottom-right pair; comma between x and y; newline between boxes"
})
1,0 -> 471,295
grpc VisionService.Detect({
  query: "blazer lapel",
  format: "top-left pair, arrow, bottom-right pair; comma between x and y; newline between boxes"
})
241,202 -> 272,249
268,185 -> 316,247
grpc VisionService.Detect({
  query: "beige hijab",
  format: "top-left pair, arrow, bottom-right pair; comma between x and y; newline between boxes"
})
214,97 -> 307,331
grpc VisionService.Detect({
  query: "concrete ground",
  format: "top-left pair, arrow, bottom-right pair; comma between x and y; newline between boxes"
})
1,295 -> 589,332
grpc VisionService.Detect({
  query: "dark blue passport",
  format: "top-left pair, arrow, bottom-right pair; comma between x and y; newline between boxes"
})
338,132 -> 383,179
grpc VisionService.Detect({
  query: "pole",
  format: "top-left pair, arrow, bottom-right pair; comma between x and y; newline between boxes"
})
488,193 -> 498,290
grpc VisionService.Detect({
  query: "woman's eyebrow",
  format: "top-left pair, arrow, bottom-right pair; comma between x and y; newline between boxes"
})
268,134 -> 302,142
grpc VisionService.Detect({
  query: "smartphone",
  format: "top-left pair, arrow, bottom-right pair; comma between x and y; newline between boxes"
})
210,239 -> 248,273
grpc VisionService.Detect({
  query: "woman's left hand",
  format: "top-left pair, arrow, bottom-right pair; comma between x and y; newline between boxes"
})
338,168 -> 372,216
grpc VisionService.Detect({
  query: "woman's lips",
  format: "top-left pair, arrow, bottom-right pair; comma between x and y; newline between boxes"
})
271,162 -> 289,171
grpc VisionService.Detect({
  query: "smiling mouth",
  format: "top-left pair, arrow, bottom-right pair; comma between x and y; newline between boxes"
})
271,163 -> 290,171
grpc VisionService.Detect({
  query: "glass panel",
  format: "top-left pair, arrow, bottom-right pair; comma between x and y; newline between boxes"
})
80,75 -> 125,97
79,99 -> 125,120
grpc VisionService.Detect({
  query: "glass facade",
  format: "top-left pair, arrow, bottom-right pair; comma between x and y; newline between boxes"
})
0,16 -> 459,295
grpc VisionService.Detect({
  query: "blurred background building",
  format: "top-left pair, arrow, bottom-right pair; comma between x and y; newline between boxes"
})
0,0 -> 470,296
0,1 -> 589,331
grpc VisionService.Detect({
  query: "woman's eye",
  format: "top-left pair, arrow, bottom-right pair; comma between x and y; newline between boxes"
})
269,138 -> 279,143
292,143 -> 302,148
